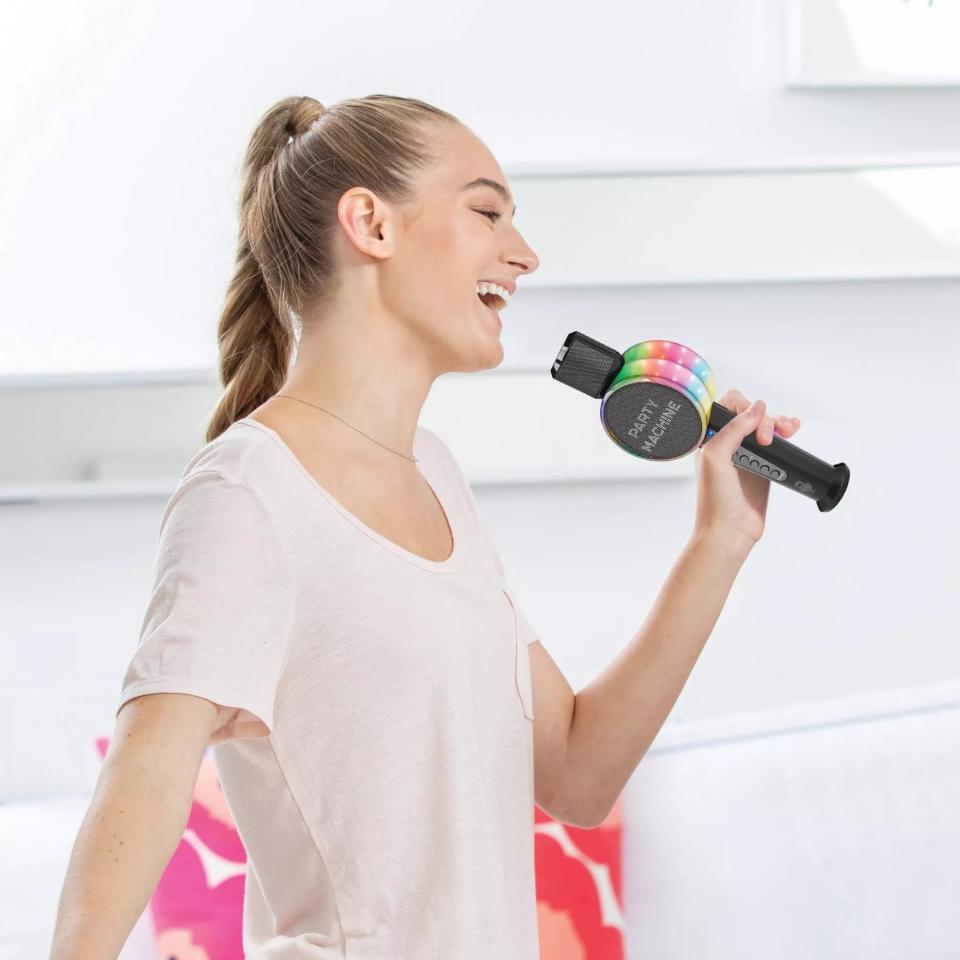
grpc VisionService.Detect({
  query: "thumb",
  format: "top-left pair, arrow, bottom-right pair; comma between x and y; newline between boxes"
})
708,399 -> 765,458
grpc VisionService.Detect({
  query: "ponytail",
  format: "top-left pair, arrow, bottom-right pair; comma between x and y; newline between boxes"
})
204,93 -> 458,443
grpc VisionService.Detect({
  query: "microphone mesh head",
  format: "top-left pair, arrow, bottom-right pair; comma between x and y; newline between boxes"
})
550,331 -> 623,399
602,381 -> 705,460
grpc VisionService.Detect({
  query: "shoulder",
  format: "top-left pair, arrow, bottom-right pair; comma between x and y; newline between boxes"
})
414,424 -> 443,457
156,421 -> 285,537
414,425 -> 480,517
414,425 -> 463,478
178,419 -> 274,485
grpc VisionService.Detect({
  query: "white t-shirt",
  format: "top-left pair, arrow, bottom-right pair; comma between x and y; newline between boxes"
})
116,416 -> 541,959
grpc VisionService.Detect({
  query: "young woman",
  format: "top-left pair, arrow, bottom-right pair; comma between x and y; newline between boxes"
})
50,94 -> 800,959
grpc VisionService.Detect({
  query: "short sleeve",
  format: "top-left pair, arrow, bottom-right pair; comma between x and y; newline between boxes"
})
116,469 -> 295,744
511,591 -> 541,647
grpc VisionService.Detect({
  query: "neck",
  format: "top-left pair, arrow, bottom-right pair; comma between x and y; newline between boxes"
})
278,313 -> 440,463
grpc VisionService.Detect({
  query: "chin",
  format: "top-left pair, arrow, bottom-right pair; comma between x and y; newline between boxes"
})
474,330 -> 505,371
440,315 -> 505,373
440,339 -> 502,375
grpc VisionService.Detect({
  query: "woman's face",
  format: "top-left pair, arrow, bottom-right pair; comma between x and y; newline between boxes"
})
378,122 -> 540,373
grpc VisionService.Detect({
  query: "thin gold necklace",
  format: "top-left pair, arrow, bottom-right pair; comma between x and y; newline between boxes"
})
273,393 -> 418,464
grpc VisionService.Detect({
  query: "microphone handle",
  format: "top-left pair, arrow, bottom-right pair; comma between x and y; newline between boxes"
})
704,402 -> 850,513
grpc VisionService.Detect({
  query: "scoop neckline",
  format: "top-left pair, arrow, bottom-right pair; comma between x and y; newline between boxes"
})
234,415 -> 465,575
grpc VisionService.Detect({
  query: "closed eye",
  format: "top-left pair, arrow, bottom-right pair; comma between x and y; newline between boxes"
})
476,208 -> 502,223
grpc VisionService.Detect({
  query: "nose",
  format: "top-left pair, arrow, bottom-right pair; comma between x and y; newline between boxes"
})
505,231 -> 539,277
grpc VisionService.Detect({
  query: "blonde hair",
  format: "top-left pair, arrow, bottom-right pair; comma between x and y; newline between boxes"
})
205,94 -> 459,443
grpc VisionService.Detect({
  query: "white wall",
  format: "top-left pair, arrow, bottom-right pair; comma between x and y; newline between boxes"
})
3,0 -> 960,377
2,0 -> 959,957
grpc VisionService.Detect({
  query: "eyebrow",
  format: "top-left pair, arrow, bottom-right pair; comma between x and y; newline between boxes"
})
461,177 -> 517,216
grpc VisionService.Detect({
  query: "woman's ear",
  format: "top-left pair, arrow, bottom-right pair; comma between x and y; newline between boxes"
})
336,187 -> 393,258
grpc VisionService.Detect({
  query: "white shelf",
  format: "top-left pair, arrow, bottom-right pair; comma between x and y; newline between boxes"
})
0,459 -> 693,503
5,163 -> 960,385
0,370 -> 697,502
0,479 -> 180,503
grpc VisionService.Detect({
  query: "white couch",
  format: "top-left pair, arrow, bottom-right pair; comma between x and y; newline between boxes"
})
4,681 -> 960,959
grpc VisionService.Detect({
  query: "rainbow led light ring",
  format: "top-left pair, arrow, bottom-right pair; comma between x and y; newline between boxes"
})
601,340 -> 718,453
617,340 -> 716,400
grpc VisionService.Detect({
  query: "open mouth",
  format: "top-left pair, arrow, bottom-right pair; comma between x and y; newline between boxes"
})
477,290 -> 507,311
476,291 -> 503,330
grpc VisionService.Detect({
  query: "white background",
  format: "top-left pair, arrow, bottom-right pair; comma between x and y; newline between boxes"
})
2,1 -> 959,957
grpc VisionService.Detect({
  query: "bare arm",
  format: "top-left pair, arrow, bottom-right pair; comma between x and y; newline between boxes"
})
49,692 -> 218,960
556,531 -> 752,827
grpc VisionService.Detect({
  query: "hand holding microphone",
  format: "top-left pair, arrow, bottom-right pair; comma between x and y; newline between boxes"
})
693,393 -> 795,552
550,331 -> 850,526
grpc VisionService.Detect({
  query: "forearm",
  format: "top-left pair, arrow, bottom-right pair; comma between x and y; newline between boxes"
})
49,754 -> 192,959
561,531 -> 752,826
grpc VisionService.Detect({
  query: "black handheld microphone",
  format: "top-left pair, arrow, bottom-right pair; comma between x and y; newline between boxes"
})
550,331 -> 850,513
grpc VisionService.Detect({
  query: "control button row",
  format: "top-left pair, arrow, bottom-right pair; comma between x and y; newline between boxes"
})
733,448 -> 786,482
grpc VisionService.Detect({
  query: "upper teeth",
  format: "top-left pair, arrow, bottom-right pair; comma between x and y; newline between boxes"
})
475,281 -> 511,302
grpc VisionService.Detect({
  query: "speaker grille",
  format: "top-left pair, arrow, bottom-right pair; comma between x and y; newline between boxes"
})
602,381 -> 704,460
551,332 -> 623,399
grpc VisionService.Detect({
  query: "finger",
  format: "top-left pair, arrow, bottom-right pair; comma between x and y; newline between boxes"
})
717,388 -> 750,413
759,414 -> 803,444
707,398 -> 766,459
773,415 -> 801,437
756,413 -> 778,445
